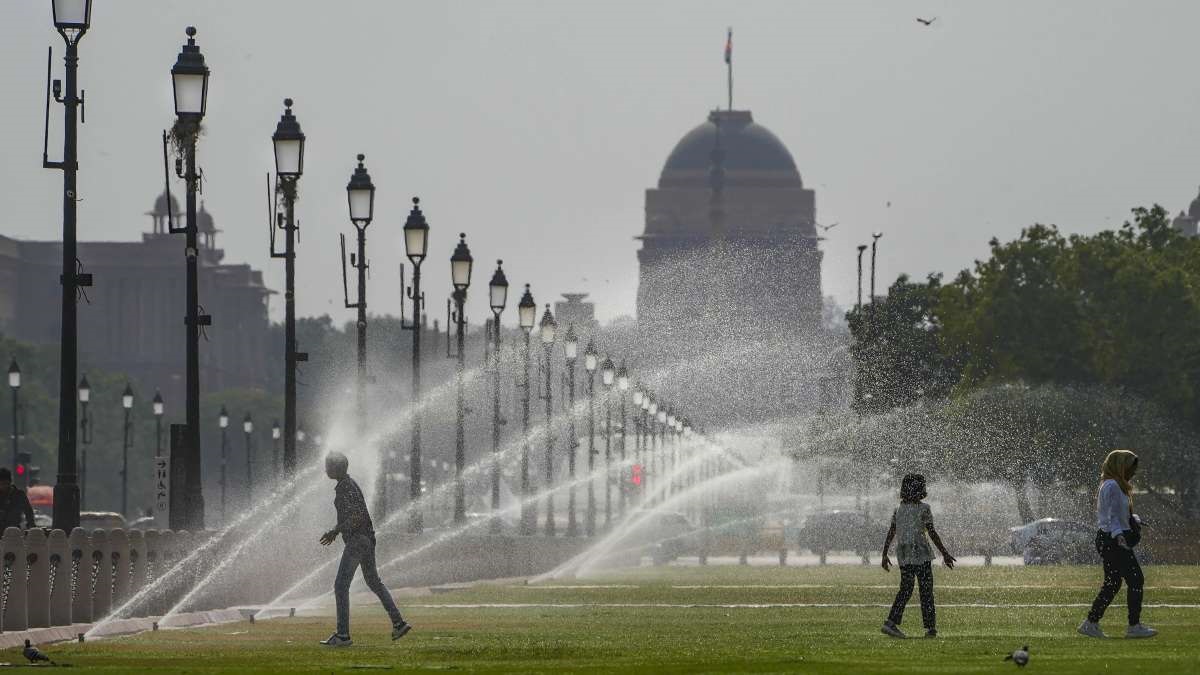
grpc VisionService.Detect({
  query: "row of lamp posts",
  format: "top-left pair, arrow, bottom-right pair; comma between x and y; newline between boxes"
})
36,2 -> 700,536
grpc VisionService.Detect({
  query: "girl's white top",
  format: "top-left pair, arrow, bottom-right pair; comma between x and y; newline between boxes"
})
1096,478 -> 1131,537
892,502 -> 935,566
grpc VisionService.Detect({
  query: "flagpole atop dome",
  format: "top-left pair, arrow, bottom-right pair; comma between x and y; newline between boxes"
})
725,27 -> 733,110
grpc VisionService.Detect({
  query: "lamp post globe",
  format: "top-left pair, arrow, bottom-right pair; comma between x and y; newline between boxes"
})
489,260 -> 508,315
77,376 -> 90,404
152,391 -> 164,417
517,284 -> 536,333
451,234 -> 473,291
7,360 -> 18,390
52,0 -> 93,34
171,27 -> 209,120
584,340 -> 598,373
122,383 -> 134,410
617,364 -> 630,391
657,408 -> 667,424
271,99 -> 305,178
641,393 -> 651,411
243,413 -> 253,435
632,389 -> 643,407
218,406 -> 229,429
402,198 -> 429,264
346,154 -> 375,225
539,305 -> 557,345
272,421 -> 281,440
564,325 -> 578,362
600,358 -> 615,388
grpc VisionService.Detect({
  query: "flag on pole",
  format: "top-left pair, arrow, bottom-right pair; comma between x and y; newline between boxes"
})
724,28 -> 732,64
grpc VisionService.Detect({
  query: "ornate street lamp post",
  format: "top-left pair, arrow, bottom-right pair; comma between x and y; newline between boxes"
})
77,376 -> 90,509
243,413 -> 254,501
218,405 -> 228,525
600,357 -> 615,528
152,390 -> 164,457
401,198 -> 429,533
269,99 -> 306,488
647,396 -> 659,506
121,384 -> 134,516
46,0 -> 95,532
563,326 -> 579,536
165,26 -> 212,530
616,363 -> 630,518
271,420 -> 281,482
657,405 -> 668,498
342,154 -> 375,441
632,387 -> 644,505
487,261 -> 509,533
517,285 -> 537,534
8,360 -> 19,480
583,341 -> 598,536
639,391 -> 651,501
449,234 -> 473,524
539,305 -> 558,536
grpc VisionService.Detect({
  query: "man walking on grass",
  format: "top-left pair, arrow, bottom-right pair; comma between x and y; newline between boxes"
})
319,452 -> 412,647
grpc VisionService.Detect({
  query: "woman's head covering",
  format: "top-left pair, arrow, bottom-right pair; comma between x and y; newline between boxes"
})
1100,449 -> 1138,499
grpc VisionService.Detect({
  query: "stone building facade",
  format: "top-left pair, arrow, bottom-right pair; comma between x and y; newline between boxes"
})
0,193 -> 273,407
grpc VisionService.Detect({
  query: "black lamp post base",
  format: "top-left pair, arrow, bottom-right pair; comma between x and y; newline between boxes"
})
51,483 -> 80,532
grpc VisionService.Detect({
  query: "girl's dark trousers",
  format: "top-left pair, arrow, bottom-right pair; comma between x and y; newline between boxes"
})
887,562 -> 935,630
1087,531 -> 1143,626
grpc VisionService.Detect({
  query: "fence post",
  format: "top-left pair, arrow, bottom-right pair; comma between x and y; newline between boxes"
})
1,527 -> 28,631
69,528 -> 91,623
26,528 -> 50,627
128,530 -> 147,602
90,529 -> 112,620
48,529 -> 71,626
110,529 -> 130,609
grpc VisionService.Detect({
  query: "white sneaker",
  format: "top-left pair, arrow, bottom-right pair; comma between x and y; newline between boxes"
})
881,622 -> 906,639
1077,620 -> 1106,639
320,633 -> 353,647
1125,624 -> 1157,639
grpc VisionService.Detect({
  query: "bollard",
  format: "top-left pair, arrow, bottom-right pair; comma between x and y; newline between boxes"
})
109,528 -> 130,608
68,528 -> 92,623
142,530 -> 159,586
48,529 -> 71,626
1,527 -> 29,631
128,530 -> 147,601
25,528 -> 51,628
90,529 -> 112,620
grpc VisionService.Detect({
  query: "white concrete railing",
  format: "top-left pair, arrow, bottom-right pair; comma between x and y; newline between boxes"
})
0,527 -> 204,632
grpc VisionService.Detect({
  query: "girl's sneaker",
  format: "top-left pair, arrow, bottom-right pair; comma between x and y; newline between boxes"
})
881,622 -> 906,639
320,634 -> 353,647
924,629 -> 937,638
1077,620 -> 1106,639
392,621 -> 413,641
1125,624 -> 1157,639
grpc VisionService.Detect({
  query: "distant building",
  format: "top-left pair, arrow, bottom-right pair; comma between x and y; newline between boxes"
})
0,192 -> 273,406
554,293 -> 598,338
1172,187 -> 1200,237
634,108 -> 828,424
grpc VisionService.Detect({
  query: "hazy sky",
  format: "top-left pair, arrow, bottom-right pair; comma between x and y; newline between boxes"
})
3,1 -> 1200,324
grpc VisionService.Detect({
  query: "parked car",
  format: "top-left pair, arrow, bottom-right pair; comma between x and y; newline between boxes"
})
79,511 -> 126,532
1010,518 -> 1096,565
609,511 -> 699,566
797,510 -> 884,564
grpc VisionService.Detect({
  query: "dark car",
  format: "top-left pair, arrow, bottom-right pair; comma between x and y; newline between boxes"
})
797,510 -> 883,564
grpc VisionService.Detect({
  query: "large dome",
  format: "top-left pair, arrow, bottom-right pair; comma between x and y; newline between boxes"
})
658,110 -> 802,189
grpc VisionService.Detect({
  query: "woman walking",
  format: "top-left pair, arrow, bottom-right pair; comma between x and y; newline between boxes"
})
1078,450 -> 1156,639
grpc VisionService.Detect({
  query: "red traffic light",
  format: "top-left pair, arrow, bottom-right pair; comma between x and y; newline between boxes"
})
631,464 -> 643,486
15,464 -> 26,476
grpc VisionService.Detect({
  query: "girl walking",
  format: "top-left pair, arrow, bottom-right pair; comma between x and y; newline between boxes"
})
880,473 -> 955,639
1079,450 -> 1156,639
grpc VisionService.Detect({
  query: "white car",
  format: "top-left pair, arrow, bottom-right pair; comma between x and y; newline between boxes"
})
1009,518 -> 1096,564
1008,518 -> 1091,553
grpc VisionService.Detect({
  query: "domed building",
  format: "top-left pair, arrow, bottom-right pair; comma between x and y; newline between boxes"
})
637,108 -> 823,357
1171,187 -> 1200,237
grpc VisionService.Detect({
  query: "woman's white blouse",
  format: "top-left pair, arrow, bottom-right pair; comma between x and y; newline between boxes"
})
1095,479 -> 1131,537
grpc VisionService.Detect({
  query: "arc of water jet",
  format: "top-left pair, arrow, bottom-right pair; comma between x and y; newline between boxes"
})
544,457 -> 790,581
86,463 -> 324,635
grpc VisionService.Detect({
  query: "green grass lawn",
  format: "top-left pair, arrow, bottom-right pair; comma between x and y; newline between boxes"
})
13,564 -> 1200,673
